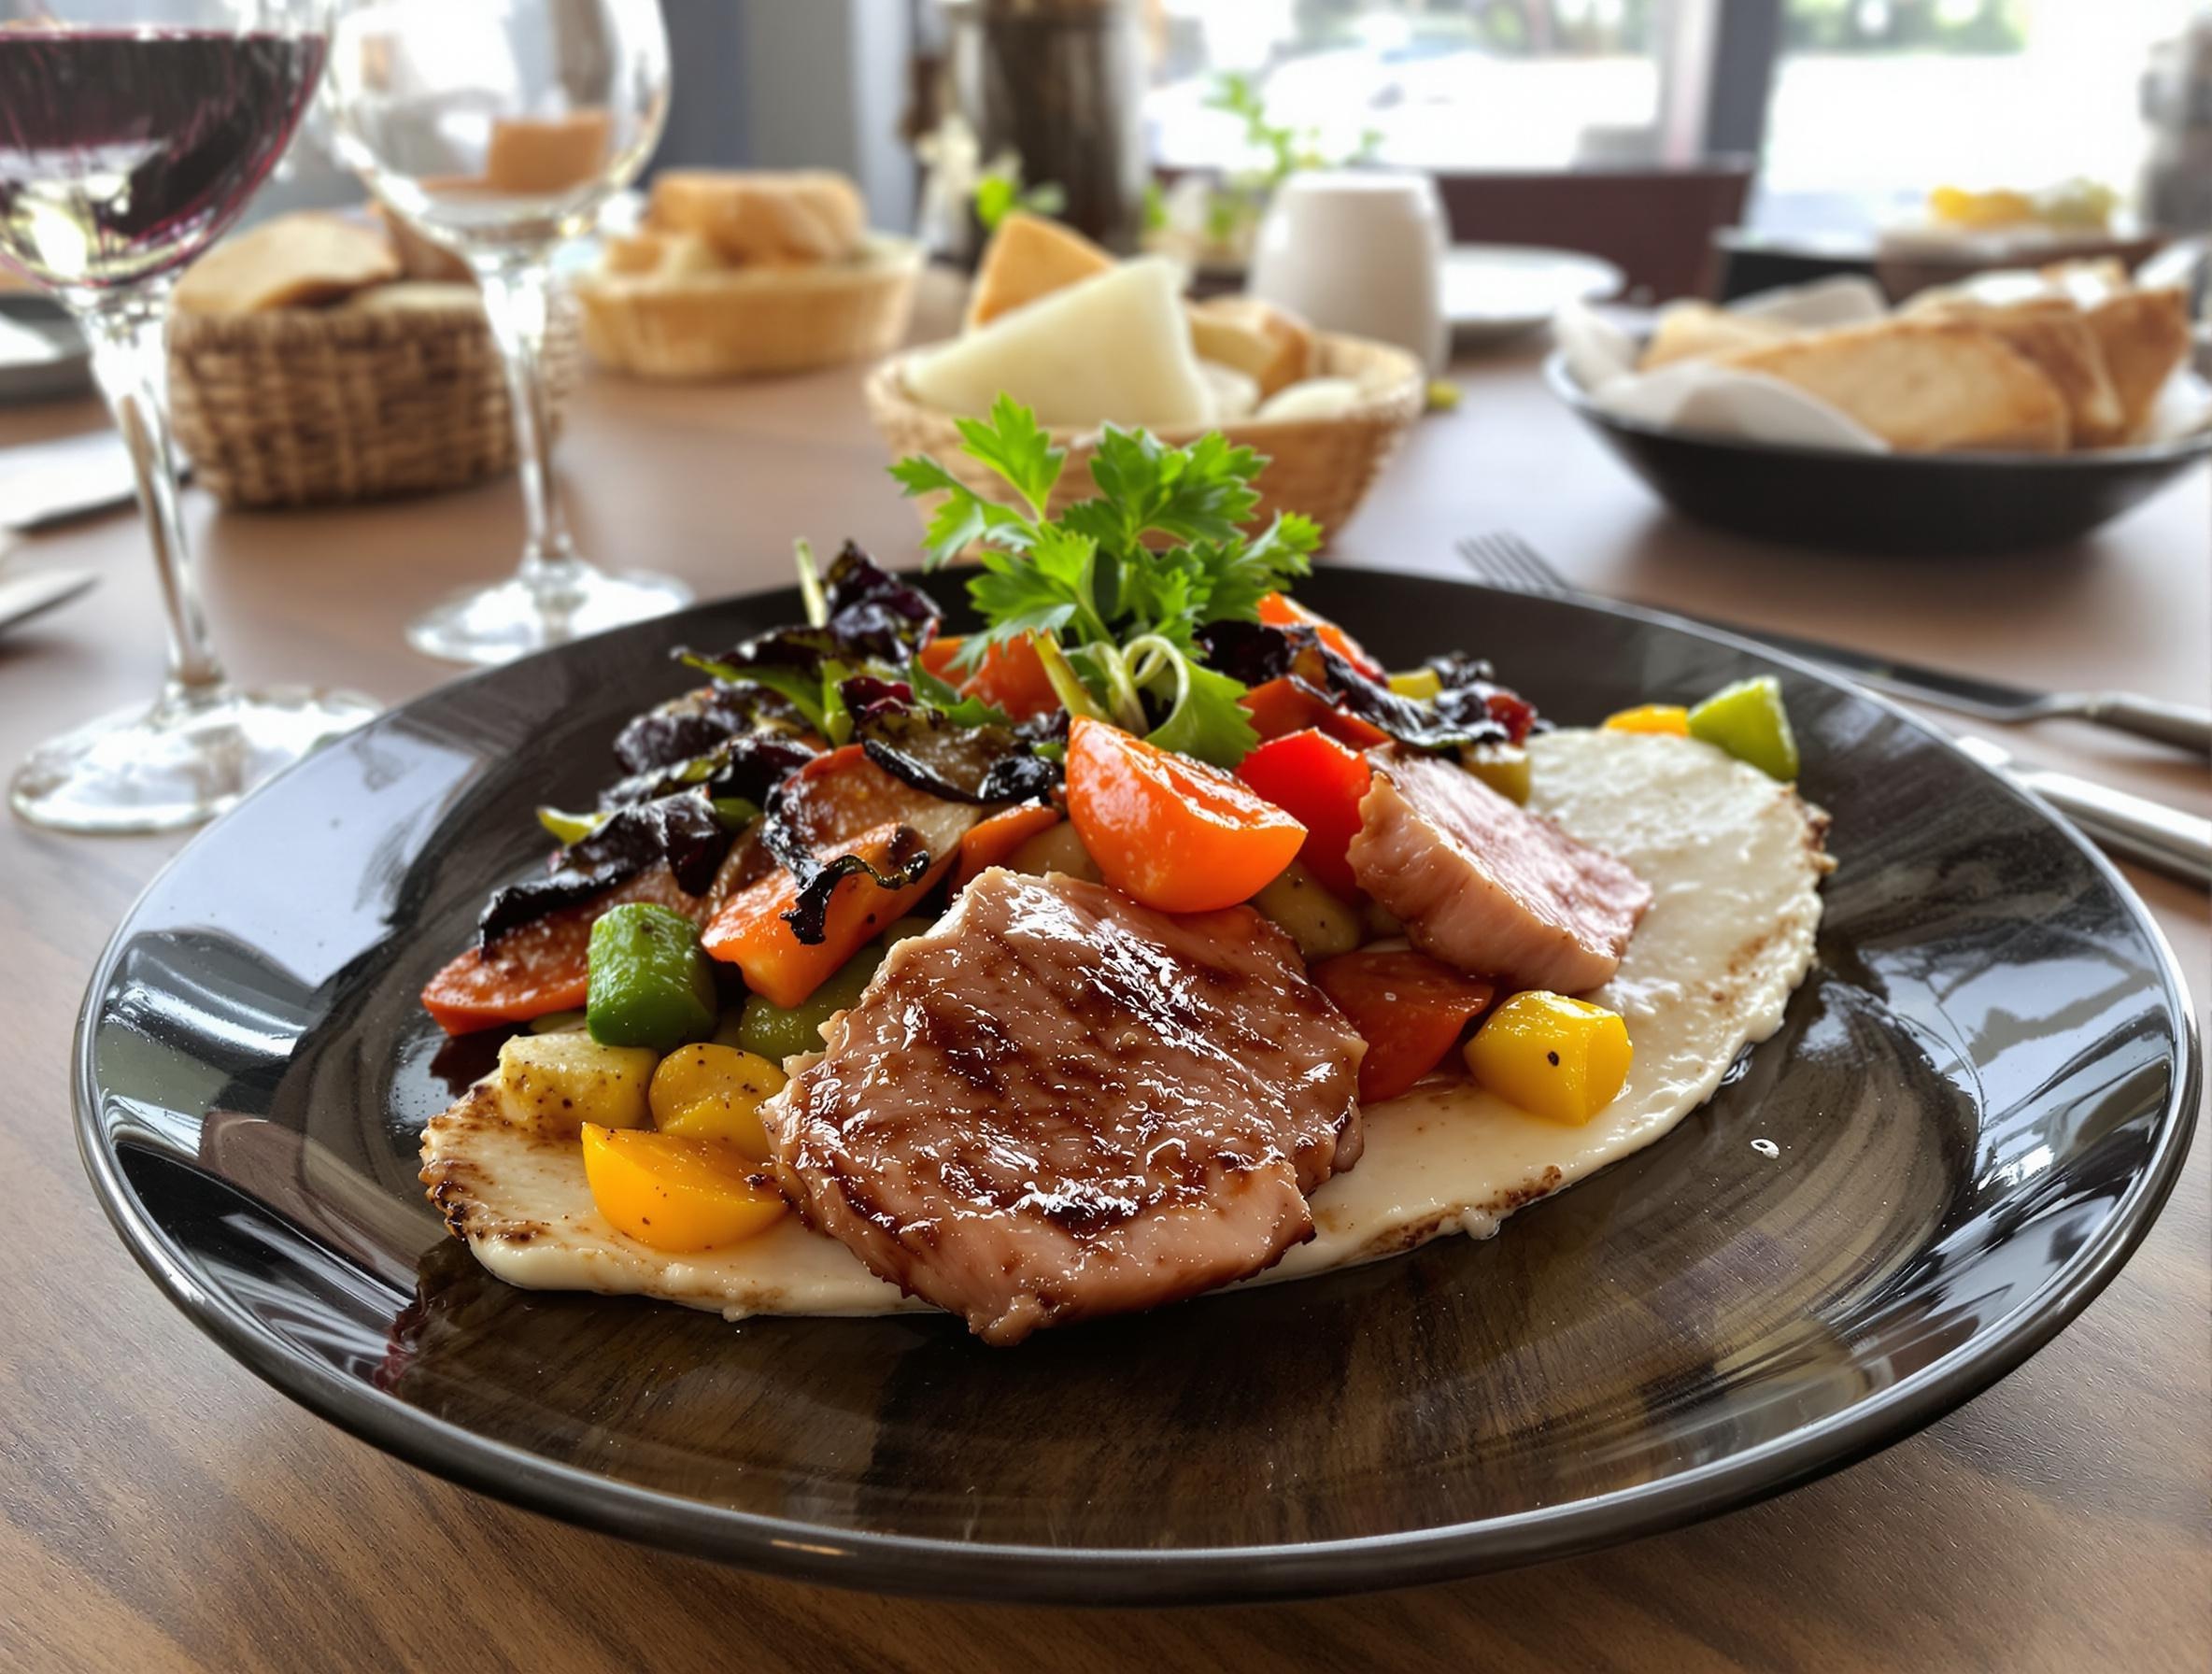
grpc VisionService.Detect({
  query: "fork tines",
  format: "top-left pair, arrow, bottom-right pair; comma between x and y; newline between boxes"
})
1456,532 -> 1574,597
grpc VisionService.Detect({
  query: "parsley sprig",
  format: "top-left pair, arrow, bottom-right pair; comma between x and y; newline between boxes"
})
887,396 -> 1320,767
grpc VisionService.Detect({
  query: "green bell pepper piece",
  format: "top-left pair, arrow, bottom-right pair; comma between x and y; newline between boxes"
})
586,903 -> 718,1051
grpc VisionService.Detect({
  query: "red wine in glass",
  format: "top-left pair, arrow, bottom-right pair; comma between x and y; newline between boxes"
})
0,29 -> 327,292
0,17 -> 378,836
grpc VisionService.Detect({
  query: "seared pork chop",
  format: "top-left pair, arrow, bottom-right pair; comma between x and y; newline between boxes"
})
764,868 -> 1366,1344
1349,746 -> 1651,993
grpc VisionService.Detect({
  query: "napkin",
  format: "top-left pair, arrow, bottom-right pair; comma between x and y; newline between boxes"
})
1553,277 -> 1893,452
1552,276 -> 2211,453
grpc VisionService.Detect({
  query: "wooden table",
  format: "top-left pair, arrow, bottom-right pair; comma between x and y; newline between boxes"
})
2,284 -> 2205,1671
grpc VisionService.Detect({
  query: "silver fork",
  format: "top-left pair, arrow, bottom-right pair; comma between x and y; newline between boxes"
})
1455,532 -> 2212,758
1453,532 -> 2211,888
1457,532 -> 1573,597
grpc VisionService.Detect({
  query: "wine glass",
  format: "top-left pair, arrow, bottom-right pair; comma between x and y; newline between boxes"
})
0,2 -> 381,833
322,0 -> 686,666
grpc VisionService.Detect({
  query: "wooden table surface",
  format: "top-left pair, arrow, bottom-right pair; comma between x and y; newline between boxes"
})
1,279 -> 2205,1672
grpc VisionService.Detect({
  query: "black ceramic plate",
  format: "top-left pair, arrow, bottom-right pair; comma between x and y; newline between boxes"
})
1545,350 -> 2212,556
77,573 -> 2199,1604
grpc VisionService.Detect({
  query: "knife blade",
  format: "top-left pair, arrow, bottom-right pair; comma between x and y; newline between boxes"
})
1952,734 -> 2211,889
0,566 -> 95,637
1680,615 -> 2212,759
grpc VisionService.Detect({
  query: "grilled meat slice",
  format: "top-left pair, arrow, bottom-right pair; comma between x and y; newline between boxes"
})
764,867 -> 1366,1344
1349,745 -> 1651,993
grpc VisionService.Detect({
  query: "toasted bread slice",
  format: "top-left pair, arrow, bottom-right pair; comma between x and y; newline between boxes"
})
174,213 -> 402,315
965,212 -> 1114,329
1639,302 -> 1794,370
374,204 -> 473,284
1185,295 -> 1315,396
648,171 -> 866,266
1720,319 -> 2070,453
485,111 -> 614,195
2084,287 -> 2191,441
1914,296 -> 2125,447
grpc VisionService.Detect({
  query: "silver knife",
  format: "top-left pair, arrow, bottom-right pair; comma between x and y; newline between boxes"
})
0,567 -> 96,637
1685,617 -> 2212,759
1953,734 -> 2211,889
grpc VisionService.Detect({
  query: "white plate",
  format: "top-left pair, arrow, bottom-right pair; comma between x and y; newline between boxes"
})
1447,244 -> 1623,344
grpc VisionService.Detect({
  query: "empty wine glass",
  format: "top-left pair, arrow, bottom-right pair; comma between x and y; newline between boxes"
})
0,1 -> 380,833
322,0 -> 685,666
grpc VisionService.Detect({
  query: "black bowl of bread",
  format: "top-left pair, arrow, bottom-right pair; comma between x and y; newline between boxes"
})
1550,263 -> 2211,557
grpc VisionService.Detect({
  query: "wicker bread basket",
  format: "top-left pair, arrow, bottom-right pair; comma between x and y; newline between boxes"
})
167,289 -> 582,508
574,234 -> 923,381
864,330 -> 1425,542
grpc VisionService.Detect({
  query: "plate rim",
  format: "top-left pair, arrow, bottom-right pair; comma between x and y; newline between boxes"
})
1543,348 -> 2212,472
72,576 -> 2205,1605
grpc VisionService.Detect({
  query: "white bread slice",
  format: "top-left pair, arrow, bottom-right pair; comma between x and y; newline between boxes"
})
1914,295 -> 2125,447
2083,288 -> 2191,442
485,112 -> 613,194
965,212 -> 1114,329
1186,295 -> 1314,397
1639,302 -> 1794,370
907,256 -> 1212,430
648,171 -> 865,266
174,213 -> 401,315
1719,319 -> 2070,453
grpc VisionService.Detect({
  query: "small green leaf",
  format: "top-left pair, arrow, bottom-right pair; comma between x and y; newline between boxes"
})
956,393 -> 1065,517
1145,654 -> 1257,770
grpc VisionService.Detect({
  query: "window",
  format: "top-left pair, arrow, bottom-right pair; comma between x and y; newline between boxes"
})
1750,0 -> 2197,233
1146,0 -> 1669,175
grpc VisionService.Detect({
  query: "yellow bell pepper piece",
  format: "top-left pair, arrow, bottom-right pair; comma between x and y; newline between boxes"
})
649,1042 -> 786,1160
1388,667 -> 1443,701
580,1124 -> 787,1252
1604,703 -> 1690,736
1463,991 -> 1633,1125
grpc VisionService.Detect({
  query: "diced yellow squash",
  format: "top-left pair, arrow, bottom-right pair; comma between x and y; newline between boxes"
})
1604,703 -> 1691,736
1250,859 -> 1362,961
1388,668 -> 1442,700
580,1125 -> 787,1253
650,1043 -> 787,1160
497,1032 -> 658,1136
1463,991 -> 1633,1125
1461,742 -> 1531,804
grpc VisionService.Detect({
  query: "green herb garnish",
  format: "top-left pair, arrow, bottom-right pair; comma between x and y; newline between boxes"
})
889,395 -> 1320,767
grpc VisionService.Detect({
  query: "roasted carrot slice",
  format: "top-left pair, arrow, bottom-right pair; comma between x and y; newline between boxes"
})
1064,716 -> 1305,914
1257,592 -> 1384,679
954,802 -> 1062,889
700,746 -> 977,1008
919,632 -> 1061,722
421,866 -> 716,1037
702,821 -> 952,1010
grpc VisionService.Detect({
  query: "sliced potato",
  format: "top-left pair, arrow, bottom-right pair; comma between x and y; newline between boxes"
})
1251,860 -> 1362,962
1004,819 -> 1104,885
497,1032 -> 658,1137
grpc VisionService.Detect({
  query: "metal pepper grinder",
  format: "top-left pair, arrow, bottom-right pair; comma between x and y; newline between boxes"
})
943,0 -> 1151,254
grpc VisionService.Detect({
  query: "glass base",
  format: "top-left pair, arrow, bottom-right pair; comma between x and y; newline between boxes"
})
10,685 -> 381,834
405,566 -> 692,666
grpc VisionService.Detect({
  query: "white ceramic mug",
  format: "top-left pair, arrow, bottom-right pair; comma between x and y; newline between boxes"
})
1248,171 -> 1449,375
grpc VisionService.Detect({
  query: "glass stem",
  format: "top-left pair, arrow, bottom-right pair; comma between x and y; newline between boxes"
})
472,257 -> 582,599
79,287 -> 228,703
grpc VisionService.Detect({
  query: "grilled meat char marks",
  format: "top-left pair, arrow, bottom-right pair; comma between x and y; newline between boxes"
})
1350,745 -> 1652,994
765,868 -> 1366,1344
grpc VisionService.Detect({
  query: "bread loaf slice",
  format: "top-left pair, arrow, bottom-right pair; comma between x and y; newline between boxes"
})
1720,319 -> 2069,453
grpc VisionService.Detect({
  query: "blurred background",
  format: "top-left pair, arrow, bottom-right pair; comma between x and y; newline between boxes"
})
249,0 -> 2210,306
